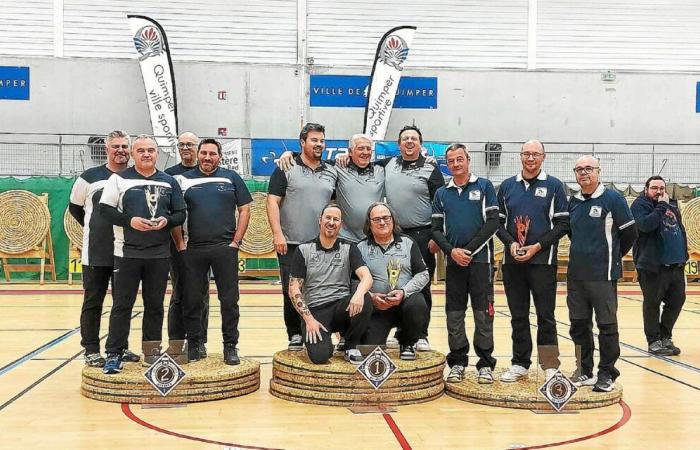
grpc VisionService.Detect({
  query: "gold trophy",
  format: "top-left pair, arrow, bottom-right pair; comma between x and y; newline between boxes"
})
144,186 -> 162,226
386,258 -> 402,290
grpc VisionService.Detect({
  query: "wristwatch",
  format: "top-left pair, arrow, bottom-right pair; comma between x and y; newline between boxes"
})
232,239 -> 242,248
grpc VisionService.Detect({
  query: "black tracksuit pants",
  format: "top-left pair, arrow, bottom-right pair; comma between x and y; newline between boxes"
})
502,264 -> 560,370
362,292 -> 428,346
105,257 -> 170,355
638,266 -> 686,344
167,248 -> 210,342
183,244 -> 241,345
404,226 -> 435,339
80,265 -> 112,354
278,243 -> 302,340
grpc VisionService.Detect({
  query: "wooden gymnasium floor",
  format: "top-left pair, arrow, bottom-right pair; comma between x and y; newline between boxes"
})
0,280 -> 698,450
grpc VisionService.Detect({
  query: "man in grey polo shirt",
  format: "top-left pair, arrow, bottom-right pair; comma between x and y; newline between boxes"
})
288,203 -> 373,364
267,123 -> 338,351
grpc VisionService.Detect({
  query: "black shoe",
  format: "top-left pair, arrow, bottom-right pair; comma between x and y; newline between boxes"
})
649,339 -> 674,356
400,345 -> 416,361
224,344 -> 240,365
85,352 -> 106,368
662,338 -> 681,356
188,341 -> 204,362
288,334 -> 303,351
592,374 -> 615,392
122,349 -> 141,363
335,337 -> 346,353
198,342 -> 208,359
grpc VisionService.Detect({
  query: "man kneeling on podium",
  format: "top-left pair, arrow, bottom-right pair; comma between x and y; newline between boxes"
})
288,203 -> 374,364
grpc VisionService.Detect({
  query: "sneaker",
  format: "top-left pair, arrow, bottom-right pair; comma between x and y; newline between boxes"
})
416,338 -> 431,352
446,365 -> 465,383
345,349 -> 364,365
198,342 -> 208,359
188,342 -> 204,362
288,334 -> 303,351
224,344 -> 240,366
571,371 -> 597,387
85,352 -> 105,368
103,354 -> 123,374
544,368 -> 558,380
593,374 -> 615,392
649,339 -> 674,356
662,338 -> 681,356
477,367 -> 494,384
335,337 -> 346,353
121,349 -> 140,363
386,336 -> 399,349
500,365 -> 528,383
400,345 -> 416,361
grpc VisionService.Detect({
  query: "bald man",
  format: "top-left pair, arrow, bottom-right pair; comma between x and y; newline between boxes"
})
567,155 -> 637,392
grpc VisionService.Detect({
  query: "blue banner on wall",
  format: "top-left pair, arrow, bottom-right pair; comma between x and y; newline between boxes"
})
251,138 -> 449,176
310,75 -> 437,109
696,82 -> 700,113
0,66 -> 30,100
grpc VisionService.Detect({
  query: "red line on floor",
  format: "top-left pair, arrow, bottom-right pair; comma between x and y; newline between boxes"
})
522,400 -> 632,449
383,413 -> 412,450
121,403 -> 283,450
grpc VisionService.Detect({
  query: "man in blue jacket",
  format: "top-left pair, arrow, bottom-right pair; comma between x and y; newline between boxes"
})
631,176 -> 688,356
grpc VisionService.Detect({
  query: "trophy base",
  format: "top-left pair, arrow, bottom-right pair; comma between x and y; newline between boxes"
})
445,368 -> 623,410
269,349 -> 445,407
81,355 -> 260,404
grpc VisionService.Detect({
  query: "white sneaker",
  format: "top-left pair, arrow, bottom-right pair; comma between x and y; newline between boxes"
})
500,365 -> 528,383
385,336 -> 399,348
416,338 -> 431,352
544,368 -> 558,380
477,367 -> 494,384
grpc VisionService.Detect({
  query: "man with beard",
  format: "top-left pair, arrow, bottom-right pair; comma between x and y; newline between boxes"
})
69,130 -> 140,367
631,176 -> 688,356
165,132 -> 211,358
267,123 -> 338,351
288,203 -> 373,364
99,135 -> 186,374
567,155 -> 637,392
357,202 -> 429,360
432,143 -> 499,384
173,138 -> 252,364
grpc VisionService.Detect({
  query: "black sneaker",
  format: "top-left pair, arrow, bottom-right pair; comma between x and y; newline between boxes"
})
662,338 -> 681,356
188,341 -> 204,362
198,342 -> 208,359
571,371 -> 597,387
649,339 -> 674,356
224,344 -> 240,366
103,353 -> 123,375
335,337 -> 346,353
122,349 -> 141,363
593,375 -> 615,392
288,334 -> 303,351
400,345 -> 416,361
85,352 -> 106,368
345,349 -> 364,365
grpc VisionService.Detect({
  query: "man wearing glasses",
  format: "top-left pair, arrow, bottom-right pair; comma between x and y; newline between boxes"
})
165,132 -> 211,359
497,140 -> 568,383
567,155 -> 637,392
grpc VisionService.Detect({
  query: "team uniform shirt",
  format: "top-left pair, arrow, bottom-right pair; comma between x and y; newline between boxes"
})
165,163 -> 198,176
384,154 -> 444,229
290,238 -> 366,309
356,233 -> 429,297
99,167 -> 186,259
69,165 -> 118,266
336,161 -> 385,243
658,206 -> 687,265
268,156 -> 337,245
175,167 -> 253,247
432,174 -> 499,263
568,184 -> 635,281
497,171 -> 569,265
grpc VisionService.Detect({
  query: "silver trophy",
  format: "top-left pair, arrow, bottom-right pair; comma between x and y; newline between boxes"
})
144,186 -> 162,226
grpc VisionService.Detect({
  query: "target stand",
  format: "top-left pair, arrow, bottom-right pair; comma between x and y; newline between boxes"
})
269,349 -> 445,407
81,355 -> 260,404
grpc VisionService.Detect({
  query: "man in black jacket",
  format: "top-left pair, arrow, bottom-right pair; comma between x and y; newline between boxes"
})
631,176 -> 688,356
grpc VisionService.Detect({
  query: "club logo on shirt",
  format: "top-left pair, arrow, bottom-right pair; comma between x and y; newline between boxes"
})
535,187 -> 548,198
589,206 -> 602,218
469,190 -> 482,201
310,252 -> 321,265
330,251 -> 343,266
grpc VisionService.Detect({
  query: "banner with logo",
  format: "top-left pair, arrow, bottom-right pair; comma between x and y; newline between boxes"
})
363,26 -> 417,141
127,15 -> 178,156
221,138 -> 247,175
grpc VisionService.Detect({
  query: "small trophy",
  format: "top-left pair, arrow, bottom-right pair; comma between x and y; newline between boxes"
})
514,215 -> 531,256
144,186 -> 162,226
386,258 -> 402,290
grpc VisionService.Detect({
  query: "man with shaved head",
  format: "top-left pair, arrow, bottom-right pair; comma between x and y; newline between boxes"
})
165,132 -> 211,358
567,155 -> 637,392
497,140 -> 568,383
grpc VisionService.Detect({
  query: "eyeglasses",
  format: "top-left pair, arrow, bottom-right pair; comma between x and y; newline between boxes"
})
177,142 -> 196,149
108,144 -> 130,150
370,216 -> 392,223
573,166 -> 598,175
521,152 -> 544,159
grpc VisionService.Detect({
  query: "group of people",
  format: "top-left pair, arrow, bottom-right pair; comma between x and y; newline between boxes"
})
70,124 -> 689,394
